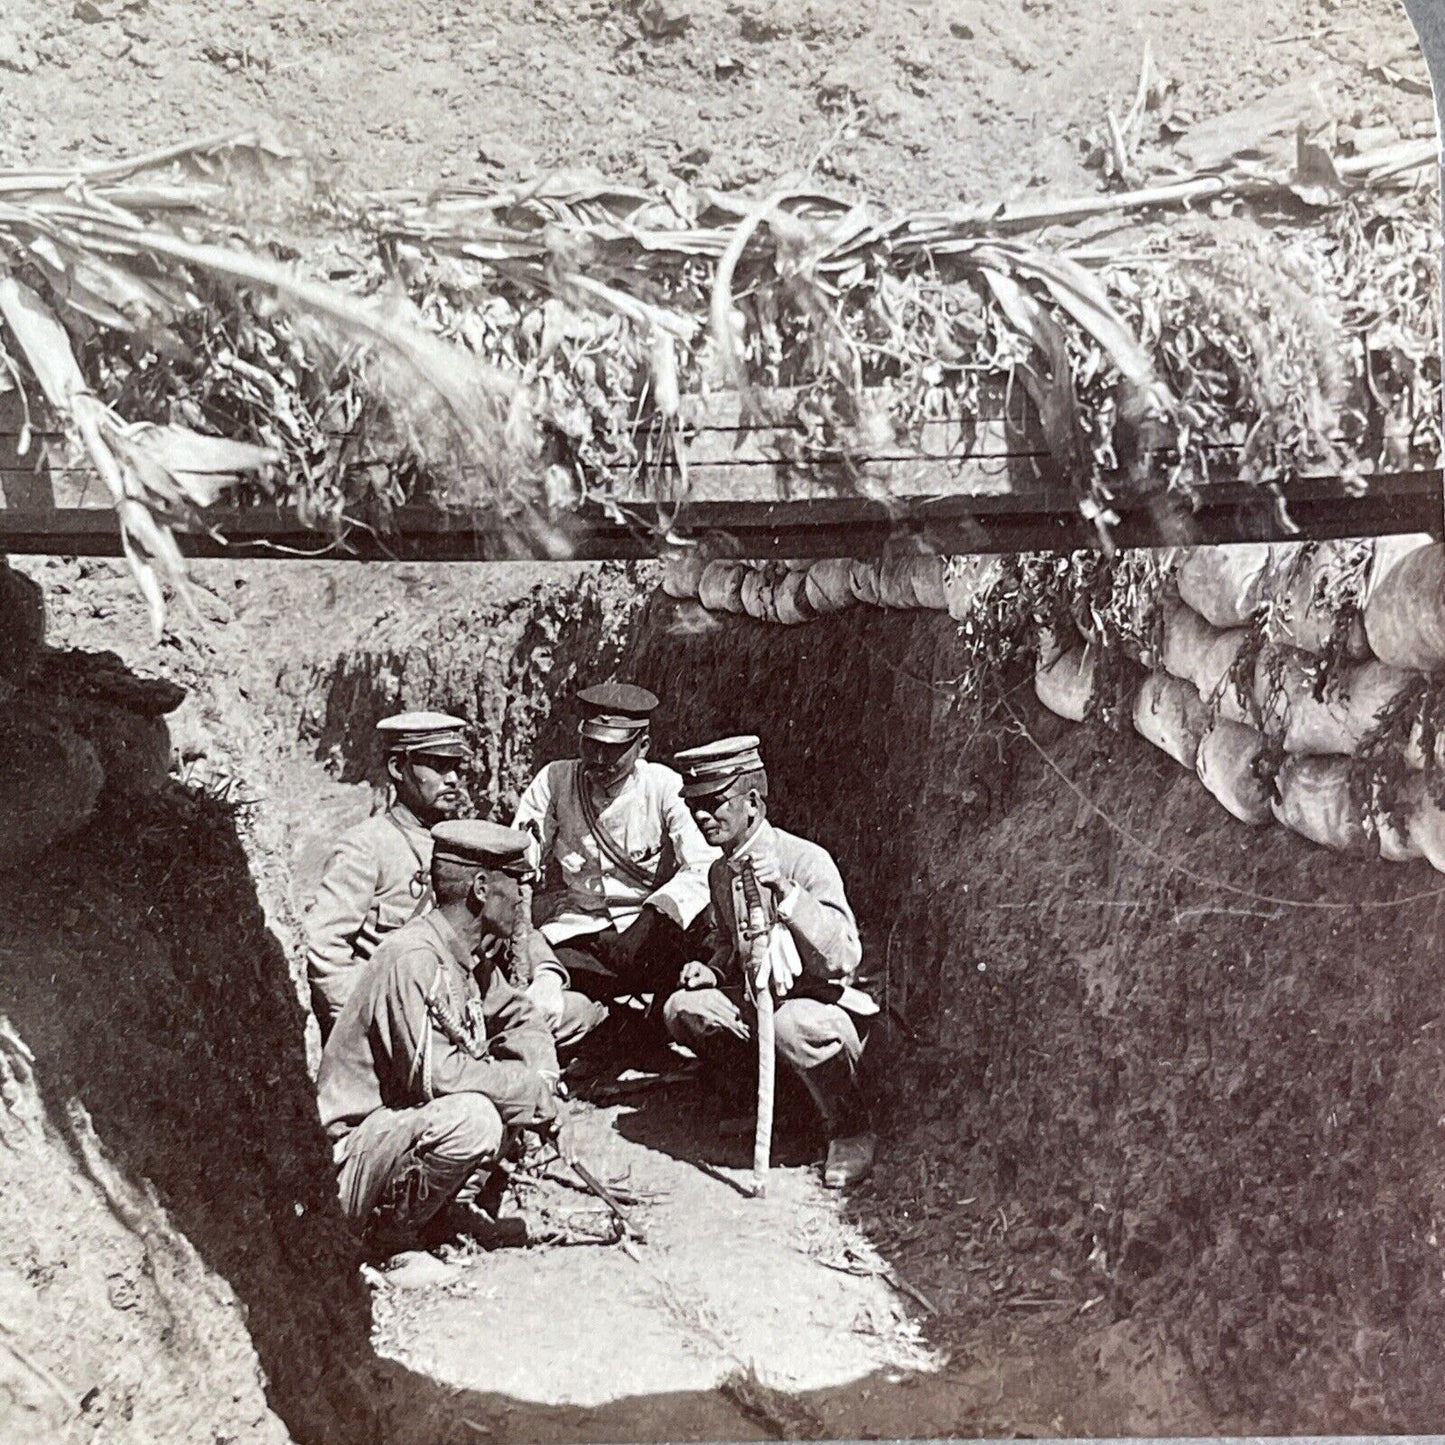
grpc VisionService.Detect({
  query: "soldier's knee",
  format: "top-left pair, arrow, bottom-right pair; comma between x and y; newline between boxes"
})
661,989 -> 693,1038
774,1000 -> 856,1067
662,988 -> 713,1040
422,1093 -> 505,1163
555,992 -> 608,1051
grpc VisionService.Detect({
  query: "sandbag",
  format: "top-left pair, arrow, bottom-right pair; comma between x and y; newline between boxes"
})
1035,646 -> 1096,723
1195,627 -> 1252,704
770,569 -> 816,626
804,558 -> 856,614
1176,544 -> 1277,628
876,555 -> 922,609
1363,542 -> 1445,671
1258,651 -> 1413,756
1402,720 -> 1445,772
661,554 -> 707,600
909,555 -> 949,610
1267,542 -> 1370,658
1406,784 -> 1445,873
849,560 -> 882,608
1133,672 -> 1207,769
943,556 -> 1004,621
1037,623 -> 1073,670
740,567 -> 774,621
1271,756 -> 1370,853
697,560 -> 748,614
1363,533 -> 1433,607
872,554 -> 946,610
1378,813 -> 1422,863
1195,718 -> 1272,825
1160,599 -> 1223,693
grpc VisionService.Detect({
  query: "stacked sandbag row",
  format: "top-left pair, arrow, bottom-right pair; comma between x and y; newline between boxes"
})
667,537 -> 1445,873
1032,536 -> 1445,869
662,553 -> 998,624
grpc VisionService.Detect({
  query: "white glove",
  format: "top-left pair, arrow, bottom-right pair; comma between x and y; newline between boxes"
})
767,926 -> 801,995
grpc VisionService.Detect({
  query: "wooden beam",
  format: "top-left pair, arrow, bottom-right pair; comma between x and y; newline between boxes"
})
0,471 -> 1438,561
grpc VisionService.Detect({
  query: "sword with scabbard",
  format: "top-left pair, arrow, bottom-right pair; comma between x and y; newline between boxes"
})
739,860 -> 774,1199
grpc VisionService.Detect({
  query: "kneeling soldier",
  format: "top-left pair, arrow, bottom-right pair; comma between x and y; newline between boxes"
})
316,821 -> 567,1254
666,736 -> 879,1189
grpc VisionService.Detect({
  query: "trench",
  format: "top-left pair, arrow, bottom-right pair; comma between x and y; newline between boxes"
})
4,556 -> 1445,1441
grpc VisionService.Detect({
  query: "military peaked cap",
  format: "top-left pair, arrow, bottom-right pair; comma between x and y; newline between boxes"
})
577,682 -> 659,744
673,734 -> 766,799
376,711 -> 471,758
430,820 -> 532,877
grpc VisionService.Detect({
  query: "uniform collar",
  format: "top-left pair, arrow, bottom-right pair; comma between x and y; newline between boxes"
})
389,801 -> 430,835
729,818 -> 775,866
580,758 -> 643,806
426,911 -> 479,972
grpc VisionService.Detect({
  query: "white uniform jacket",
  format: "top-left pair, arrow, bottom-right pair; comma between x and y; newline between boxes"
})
512,759 -> 718,944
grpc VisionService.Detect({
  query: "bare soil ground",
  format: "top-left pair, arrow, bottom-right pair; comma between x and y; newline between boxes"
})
368,1100 -> 937,1443
0,0 -> 1432,209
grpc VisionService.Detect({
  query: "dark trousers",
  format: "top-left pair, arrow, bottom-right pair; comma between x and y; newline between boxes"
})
554,906 -> 710,1004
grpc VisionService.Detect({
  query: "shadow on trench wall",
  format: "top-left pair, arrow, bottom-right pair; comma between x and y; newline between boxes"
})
621,591 -> 1445,1430
624,592 -> 1011,1027
294,568 -> 644,817
0,770 -> 383,1441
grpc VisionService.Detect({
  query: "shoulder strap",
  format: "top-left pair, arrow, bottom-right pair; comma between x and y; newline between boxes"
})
575,770 -> 664,892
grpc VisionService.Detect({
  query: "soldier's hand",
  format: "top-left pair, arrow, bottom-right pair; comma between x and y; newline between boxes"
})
539,1112 -> 579,1166
749,845 -> 784,894
691,989 -> 750,1042
679,960 -> 718,991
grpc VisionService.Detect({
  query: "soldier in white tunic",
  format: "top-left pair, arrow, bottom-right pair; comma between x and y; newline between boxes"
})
512,683 -> 719,1039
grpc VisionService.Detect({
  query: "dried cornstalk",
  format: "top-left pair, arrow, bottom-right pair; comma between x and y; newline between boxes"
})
0,132 -> 1436,631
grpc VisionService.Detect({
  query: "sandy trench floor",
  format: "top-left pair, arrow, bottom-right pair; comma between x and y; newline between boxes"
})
366,1092 -> 940,1441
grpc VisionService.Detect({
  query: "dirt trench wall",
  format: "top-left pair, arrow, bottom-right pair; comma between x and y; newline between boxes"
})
620,592 -> 1445,1431
277,562 -> 654,818
0,561 -> 389,1445
10,549 -> 1445,1437
290,569 -> 1445,1428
